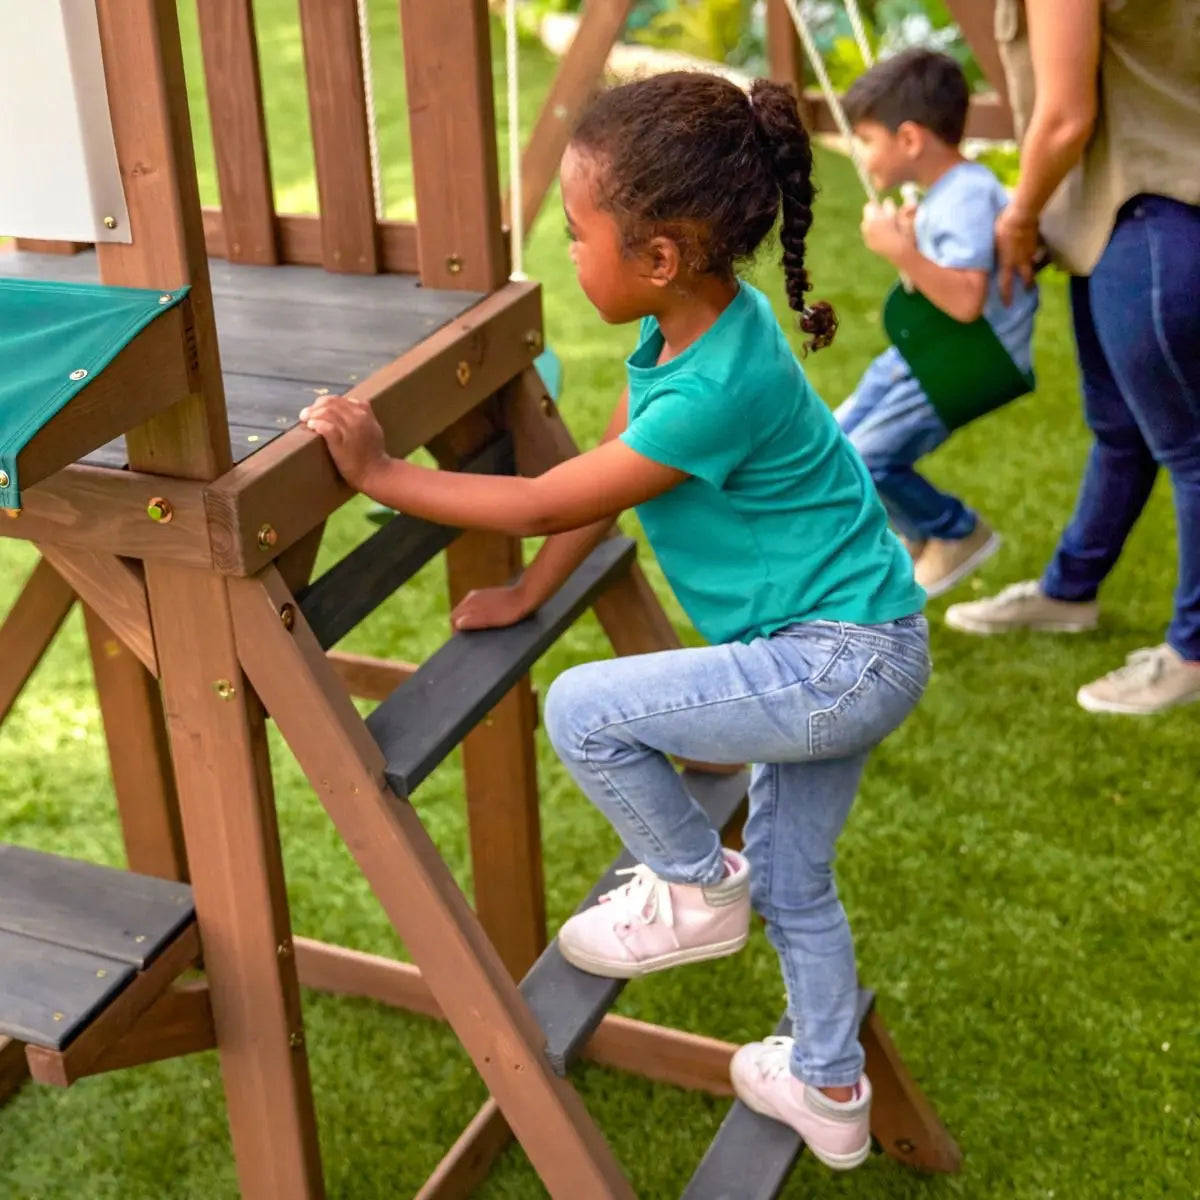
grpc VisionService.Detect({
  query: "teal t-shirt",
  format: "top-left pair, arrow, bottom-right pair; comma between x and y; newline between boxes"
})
620,282 -> 924,645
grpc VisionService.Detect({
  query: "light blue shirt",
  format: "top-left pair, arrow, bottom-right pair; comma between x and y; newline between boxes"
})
915,160 -> 1038,374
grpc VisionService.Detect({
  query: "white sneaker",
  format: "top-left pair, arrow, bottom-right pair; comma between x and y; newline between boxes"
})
945,580 -> 1099,635
1077,644 -> 1200,715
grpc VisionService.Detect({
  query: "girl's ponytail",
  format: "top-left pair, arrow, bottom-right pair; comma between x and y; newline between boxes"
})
748,80 -> 837,352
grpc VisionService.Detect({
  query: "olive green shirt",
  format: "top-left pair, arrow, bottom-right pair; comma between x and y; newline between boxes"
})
995,0 -> 1200,274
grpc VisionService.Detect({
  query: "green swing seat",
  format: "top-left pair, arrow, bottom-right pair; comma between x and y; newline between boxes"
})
0,277 -> 188,508
882,281 -> 1034,432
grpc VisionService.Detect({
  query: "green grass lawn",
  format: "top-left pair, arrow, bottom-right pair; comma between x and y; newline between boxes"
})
1,6 -> 1197,1199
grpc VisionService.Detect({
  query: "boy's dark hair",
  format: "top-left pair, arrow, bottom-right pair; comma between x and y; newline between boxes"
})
571,72 -> 836,352
842,48 -> 969,146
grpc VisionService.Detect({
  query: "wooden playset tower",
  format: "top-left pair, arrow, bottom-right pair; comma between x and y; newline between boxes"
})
0,1 -> 967,1194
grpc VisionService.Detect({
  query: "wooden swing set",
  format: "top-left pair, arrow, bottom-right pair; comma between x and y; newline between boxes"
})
0,1 -> 999,1194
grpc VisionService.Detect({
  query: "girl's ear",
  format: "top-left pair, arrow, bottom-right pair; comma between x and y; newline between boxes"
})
644,236 -> 681,288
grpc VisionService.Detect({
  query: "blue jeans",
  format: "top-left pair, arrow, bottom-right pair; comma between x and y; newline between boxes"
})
1042,195 -> 1200,661
543,617 -> 931,1088
836,347 -> 976,542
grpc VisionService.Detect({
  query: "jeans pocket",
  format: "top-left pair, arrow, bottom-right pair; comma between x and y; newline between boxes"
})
808,654 -> 923,758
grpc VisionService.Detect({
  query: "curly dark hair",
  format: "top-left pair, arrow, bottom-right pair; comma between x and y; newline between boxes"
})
570,71 -> 837,352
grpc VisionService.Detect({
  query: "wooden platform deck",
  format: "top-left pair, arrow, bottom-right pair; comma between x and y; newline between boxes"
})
0,249 -> 482,468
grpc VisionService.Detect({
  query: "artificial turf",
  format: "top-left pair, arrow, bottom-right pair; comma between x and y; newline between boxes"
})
0,6 -> 1195,1198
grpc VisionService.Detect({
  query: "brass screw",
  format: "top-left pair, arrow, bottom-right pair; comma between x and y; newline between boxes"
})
455,361 -> 471,387
147,497 -> 173,523
289,1031 -> 305,1049
894,1138 -> 917,1155
279,604 -> 296,631
52,1012 -> 64,1022
212,679 -> 237,700
103,215 -> 118,230
445,254 -> 463,275
523,329 -> 543,353
257,524 -> 278,550
134,935 -> 146,944
96,969 -> 108,979
276,940 -> 293,959
540,396 -> 554,417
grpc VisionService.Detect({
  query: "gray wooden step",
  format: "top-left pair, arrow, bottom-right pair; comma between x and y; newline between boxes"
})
520,769 -> 748,1074
297,436 -> 513,650
366,536 -> 636,796
0,846 -> 195,1050
681,990 -> 876,1199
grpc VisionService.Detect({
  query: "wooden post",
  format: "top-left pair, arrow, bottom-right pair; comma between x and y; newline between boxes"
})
196,0 -> 279,265
83,606 -> 188,882
90,2 -> 326,1194
513,0 -> 634,238
296,0 -> 379,273
399,0 -> 507,291
766,0 -> 807,98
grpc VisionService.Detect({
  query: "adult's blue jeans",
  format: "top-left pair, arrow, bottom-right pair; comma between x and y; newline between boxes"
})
1042,195 -> 1200,660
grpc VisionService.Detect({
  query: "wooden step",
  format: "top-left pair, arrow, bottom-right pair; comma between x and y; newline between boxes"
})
0,846 -> 195,1051
520,769 -> 748,1074
366,536 -> 636,796
681,991 -> 876,1199
297,436 -> 513,650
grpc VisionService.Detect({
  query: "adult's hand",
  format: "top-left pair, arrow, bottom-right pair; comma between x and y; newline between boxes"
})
995,205 -> 1040,305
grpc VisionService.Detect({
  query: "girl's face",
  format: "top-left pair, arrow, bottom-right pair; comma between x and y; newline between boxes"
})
560,146 -> 664,324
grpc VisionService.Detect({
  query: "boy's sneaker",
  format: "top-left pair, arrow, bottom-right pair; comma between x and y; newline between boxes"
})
945,580 -> 1099,634
1077,644 -> 1200,715
914,521 -> 1001,598
730,1036 -> 871,1171
557,851 -> 749,979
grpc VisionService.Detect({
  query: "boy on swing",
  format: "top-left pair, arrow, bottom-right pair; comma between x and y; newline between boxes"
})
838,48 -> 1038,597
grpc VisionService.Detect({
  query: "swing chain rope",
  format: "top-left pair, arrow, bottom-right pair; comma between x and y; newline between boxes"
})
844,0 -> 874,68
355,0 -> 385,221
779,0 -> 879,203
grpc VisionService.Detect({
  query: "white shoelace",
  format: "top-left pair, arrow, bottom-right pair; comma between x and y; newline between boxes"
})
1104,644 -> 1174,686
600,865 -> 675,930
996,580 -> 1043,604
747,1035 -> 794,1080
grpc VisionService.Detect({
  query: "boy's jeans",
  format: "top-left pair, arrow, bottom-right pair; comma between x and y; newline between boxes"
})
836,347 -> 976,542
544,617 -> 930,1088
1042,195 -> 1200,661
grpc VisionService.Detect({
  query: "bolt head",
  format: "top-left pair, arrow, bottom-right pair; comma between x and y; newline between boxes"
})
456,361 -> 471,387
257,524 -> 278,550
103,215 -> 118,230
445,254 -> 463,275
147,497 -> 173,523
279,604 -> 296,631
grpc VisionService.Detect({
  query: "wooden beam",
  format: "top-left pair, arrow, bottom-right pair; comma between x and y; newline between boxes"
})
513,0 -> 633,238
79,981 -> 215,1078
766,0 -> 808,102
943,0 -> 1012,109
297,0 -> 379,273
327,651 -> 416,701
93,0 -> 232,483
148,566 -> 326,1197
804,91 -> 1012,140
862,1007 -> 963,1172
13,306 -> 193,500
38,546 -> 157,675
0,466 -> 212,570
196,0 -> 278,265
399,0 -> 507,290
0,557 -> 76,725
231,570 -> 634,1197
13,239 -> 88,255
83,606 -> 188,881
25,924 -> 201,1087
203,280 -> 542,576
0,1036 -> 28,1103
210,212 -> 416,275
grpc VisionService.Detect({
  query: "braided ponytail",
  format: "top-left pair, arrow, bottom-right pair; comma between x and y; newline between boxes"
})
748,80 -> 837,352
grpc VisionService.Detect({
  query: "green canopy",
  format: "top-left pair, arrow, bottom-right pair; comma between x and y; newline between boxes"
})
0,278 -> 189,507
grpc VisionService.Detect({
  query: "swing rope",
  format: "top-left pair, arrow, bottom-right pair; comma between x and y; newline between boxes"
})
844,0 -> 874,68
506,0 -> 526,280
355,0 -> 385,220
779,0 -> 879,204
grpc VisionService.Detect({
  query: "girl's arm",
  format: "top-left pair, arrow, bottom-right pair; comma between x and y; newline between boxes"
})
453,390 -> 633,629
996,0 -> 1102,299
301,390 -> 682,539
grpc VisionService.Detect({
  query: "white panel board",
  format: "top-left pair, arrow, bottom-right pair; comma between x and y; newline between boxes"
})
0,0 -> 130,243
